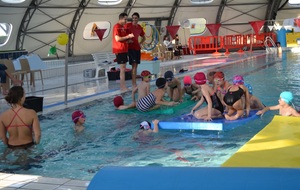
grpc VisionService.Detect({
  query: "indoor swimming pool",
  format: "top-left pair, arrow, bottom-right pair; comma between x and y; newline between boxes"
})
1,51 -> 300,181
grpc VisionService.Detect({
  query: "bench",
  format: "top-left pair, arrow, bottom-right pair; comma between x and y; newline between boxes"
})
92,52 -> 117,78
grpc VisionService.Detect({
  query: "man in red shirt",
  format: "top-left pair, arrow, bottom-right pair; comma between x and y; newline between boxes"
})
112,13 -> 134,91
125,12 -> 146,88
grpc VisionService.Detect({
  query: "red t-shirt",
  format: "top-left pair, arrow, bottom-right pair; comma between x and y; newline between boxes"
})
125,23 -> 145,50
112,23 -> 128,54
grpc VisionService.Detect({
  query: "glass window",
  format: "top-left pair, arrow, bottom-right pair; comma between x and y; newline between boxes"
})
1,0 -> 26,3
289,0 -> 300,5
0,23 -> 13,47
182,18 -> 207,36
97,0 -> 122,6
190,0 -> 213,4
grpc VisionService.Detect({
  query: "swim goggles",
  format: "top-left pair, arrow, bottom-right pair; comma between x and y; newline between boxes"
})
166,77 -> 173,82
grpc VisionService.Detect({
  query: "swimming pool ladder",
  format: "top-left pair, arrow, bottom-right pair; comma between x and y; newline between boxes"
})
264,36 -> 277,53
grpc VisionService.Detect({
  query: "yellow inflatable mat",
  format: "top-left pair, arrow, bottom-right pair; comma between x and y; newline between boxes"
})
222,115 -> 300,168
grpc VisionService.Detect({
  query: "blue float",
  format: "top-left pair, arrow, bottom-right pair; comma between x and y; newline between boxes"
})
157,110 -> 258,131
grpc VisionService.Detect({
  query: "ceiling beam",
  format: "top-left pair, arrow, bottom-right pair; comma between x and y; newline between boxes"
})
216,0 -> 227,24
123,0 -> 136,16
168,0 -> 182,26
264,0 -> 283,31
68,0 -> 91,56
0,3 -> 270,9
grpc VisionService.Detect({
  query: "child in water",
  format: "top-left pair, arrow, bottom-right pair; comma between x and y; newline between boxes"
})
115,70 -> 151,110
72,110 -> 86,132
244,83 -> 265,110
223,75 -> 250,121
139,119 -> 160,133
164,71 -> 182,102
256,91 -> 300,117
181,75 -> 201,101
190,72 -> 224,121
133,120 -> 160,143
136,77 -> 178,112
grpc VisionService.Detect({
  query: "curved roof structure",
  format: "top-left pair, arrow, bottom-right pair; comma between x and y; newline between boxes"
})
0,0 -> 299,59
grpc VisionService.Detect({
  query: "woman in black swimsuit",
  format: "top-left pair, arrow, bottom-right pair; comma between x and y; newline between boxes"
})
223,75 -> 250,120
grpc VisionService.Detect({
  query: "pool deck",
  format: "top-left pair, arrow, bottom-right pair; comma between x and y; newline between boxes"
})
0,51 -> 272,190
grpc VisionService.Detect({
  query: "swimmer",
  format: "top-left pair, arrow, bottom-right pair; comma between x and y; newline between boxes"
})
164,71 -> 182,102
133,119 -> 159,143
190,72 -> 224,121
113,95 -> 124,109
223,75 -> 250,121
136,77 -> 178,112
0,86 -> 41,149
139,119 -> 159,133
206,71 -> 216,85
116,70 -> 151,110
256,91 -> 300,117
181,75 -> 201,101
213,71 -> 231,103
244,83 -> 265,110
72,110 -> 86,133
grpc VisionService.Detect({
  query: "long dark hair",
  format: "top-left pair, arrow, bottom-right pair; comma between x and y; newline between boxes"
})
5,86 -> 24,105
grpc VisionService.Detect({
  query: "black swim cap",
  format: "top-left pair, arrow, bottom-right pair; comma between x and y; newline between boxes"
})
156,78 -> 166,89
164,71 -> 174,79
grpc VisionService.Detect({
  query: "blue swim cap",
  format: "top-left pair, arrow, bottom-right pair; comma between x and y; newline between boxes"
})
280,91 -> 293,104
245,83 -> 253,95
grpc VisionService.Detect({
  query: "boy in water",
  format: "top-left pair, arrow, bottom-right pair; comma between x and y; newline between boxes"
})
164,71 -> 182,102
256,91 -> 300,117
116,70 -> 151,110
244,83 -> 265,110
133,120 -> 160,143
136,77 -> 178,112
139,119 -> 159,133
72,110 -> 86,133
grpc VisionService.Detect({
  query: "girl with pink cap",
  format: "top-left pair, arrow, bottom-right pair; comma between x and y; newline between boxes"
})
190,72 -> 224,121
223,75 -> 250,120
72,110 -> 86,133
181,76 -> 201,101
213,72 -> 231,100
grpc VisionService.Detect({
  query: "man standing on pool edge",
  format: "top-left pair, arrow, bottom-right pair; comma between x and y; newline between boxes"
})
125,12 -> 146,89
112,13 -> 134,91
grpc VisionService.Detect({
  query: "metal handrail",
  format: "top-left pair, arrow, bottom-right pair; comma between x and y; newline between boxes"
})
264,36 -> 277,53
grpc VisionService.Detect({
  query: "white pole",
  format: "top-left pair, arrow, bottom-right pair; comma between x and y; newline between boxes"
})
64,30 -> 69,105
250,27 -> 253,56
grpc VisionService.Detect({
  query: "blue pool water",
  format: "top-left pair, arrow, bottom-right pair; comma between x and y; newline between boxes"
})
1,51 -> 300,180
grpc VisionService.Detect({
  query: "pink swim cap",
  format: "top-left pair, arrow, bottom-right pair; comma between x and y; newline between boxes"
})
233,75 -> 244,85
72,110 -> 85,124
194,72 -> 207,85
183,76 -> 192,85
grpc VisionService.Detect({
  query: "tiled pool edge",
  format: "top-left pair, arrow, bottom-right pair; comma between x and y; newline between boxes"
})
0,172 -> 89,190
